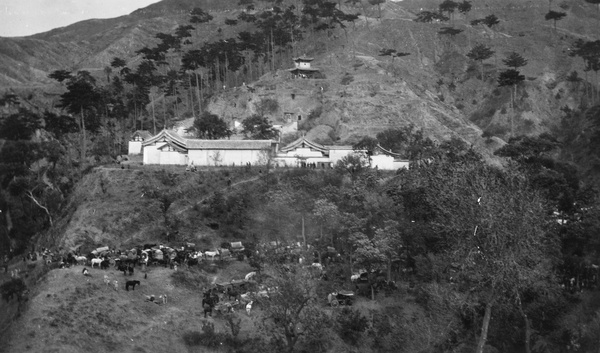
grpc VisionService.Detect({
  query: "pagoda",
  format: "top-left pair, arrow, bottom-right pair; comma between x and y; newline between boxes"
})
288,55 -> 320,79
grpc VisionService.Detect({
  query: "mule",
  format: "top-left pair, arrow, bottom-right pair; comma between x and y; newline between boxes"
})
126,280 -> 140,291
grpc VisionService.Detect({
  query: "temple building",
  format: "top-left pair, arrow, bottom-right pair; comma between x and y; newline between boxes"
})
141,129 -> 276,166
370,145 -> 410,170
128,130 -> 153,155
135,130 -> 409,171
273,137 -> 356,169
288,55 -> 321,79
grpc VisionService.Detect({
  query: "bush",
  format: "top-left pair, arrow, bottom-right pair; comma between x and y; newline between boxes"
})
335,307 -> 369,345
182,331 -> 203,346
341,74 -> 354,85
0,278 -> 27,302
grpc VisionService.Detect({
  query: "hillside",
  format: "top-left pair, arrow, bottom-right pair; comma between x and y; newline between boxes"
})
0,0 -> 597,149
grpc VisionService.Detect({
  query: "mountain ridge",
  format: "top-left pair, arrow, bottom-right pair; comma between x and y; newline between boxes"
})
0,0 -> 597,157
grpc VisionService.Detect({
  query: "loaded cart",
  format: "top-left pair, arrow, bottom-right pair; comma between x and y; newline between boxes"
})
327,290 -> 355,307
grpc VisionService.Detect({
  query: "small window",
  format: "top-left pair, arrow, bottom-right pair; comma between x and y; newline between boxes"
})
291,93 -> 295,100
298,115 -> 302,121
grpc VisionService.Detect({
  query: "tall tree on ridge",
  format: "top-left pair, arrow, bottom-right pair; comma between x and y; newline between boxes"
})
55,71 -> 102,166
499,52 -> 527,137
545,10 -> 566,30
467,43 -> 495,80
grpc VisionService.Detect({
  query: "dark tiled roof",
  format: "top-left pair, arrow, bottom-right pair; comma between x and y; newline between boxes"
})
326,145 -> 354,150
142,129 -> 187,149
132,130 -> 152,140
280,137 -> 327,153
186,139 -> 274,150
293,55 -> 314,61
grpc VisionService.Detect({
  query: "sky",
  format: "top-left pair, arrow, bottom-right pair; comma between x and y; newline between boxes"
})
0,0 -> 162,37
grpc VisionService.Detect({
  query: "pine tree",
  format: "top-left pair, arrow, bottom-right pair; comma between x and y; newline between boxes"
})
499,53 -> 527,137
466,44 -> 495,80
545,10 -> 566,30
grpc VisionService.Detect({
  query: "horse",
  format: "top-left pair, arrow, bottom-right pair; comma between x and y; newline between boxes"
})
126,280 -> 140,291
226,287 -> 240,301
91,258 -> 103,268
100,259 -> 110,270
202,300 -> 213,319
202,297 -> 214,318
117,263 -> 128,275
204,251 -> 219,261
75,256 -> 87,265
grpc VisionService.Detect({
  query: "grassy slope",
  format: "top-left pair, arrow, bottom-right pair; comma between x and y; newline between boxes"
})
0,167 -> 436,353
37,165 -> 266,252
0,260 -> 256,353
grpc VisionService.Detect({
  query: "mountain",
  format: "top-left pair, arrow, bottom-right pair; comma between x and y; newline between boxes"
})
0,0 -> 597,158
0,0 -> 238,87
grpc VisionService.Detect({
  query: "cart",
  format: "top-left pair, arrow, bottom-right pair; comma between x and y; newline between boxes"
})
213,300 -> 240,315
327,290 -> 355,307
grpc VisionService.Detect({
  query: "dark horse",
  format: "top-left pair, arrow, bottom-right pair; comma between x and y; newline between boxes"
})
202,297 -> 214,318
202,290 -> 219,318
126,280 -> 140,291
226,287 -> 240,301
100,259 -> 110,270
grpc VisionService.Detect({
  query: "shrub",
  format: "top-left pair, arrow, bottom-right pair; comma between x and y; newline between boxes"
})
0,278 -> 27,302
341,74 -> 354,85
307,106 -> 323,120
335,307 -> 369,345
182,331 -> 203,346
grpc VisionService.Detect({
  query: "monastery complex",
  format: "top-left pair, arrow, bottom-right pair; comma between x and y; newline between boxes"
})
129,129 -> 409,171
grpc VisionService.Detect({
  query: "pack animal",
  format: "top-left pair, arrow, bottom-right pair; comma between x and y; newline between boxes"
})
91,258 -> 103,268
100,259 -> 110,270
126,280 -> 140,291
204,251 -> 219,261
226,287 -> 240,301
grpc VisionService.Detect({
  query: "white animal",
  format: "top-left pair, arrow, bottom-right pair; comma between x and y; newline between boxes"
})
311,263 -> 323,271
204,251 -> 219,261
244,272 -> 256,281
75,256 -> 87,265
91,258 -> 103,268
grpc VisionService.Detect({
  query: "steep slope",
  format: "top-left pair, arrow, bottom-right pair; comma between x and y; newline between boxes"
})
203,0 -> 597,155
0,0 -> 597,149
0,0 -> 240,86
